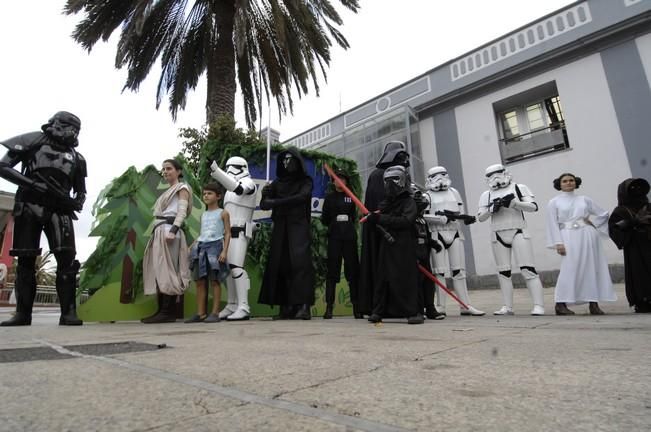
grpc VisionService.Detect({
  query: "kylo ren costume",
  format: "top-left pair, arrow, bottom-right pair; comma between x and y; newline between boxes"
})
0,112 -> 86,326
358,141 -> 410,316
259,147 -> 316,320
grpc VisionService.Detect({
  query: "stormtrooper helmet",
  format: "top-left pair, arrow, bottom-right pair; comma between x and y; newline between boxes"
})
426,166 -> 451,192
383,165 -> 409,198
41,111 -> 81,147
485,163 -> 512,190
225,156 -> 250,180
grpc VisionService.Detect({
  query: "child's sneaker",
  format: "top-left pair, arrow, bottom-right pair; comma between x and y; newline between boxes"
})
184,314 -> 206,323
204,313 -> 221,323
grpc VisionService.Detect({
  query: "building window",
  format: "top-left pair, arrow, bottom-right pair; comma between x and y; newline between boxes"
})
494,82 -> 569,164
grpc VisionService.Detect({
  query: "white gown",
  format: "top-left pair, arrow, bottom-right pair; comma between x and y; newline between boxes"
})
545,192 -> 616,303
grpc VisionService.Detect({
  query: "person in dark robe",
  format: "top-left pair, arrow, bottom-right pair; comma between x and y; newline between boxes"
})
608,178 -> 651,313
358,141 -> 410,316
259,147 -> 315,320
366,165 -> 423,324
321,169 -> 361,319
413,189 -> 445,320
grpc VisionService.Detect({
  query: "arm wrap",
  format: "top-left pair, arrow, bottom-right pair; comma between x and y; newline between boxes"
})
170,199 -> 189,233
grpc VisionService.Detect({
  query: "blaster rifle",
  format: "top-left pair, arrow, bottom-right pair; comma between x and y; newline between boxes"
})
490,193 -> 515,213
434,210 -> 476,225
34,173 -> 81,213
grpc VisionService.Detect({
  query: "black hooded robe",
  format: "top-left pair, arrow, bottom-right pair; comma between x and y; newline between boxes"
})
608,178 -> 651,312
259,148 -> 316,307
372,192 -> 420,318
358,168 -> 386,314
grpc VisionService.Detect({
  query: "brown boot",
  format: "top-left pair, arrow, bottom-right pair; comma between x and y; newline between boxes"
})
555,302 -> 575,315
589,302 -> 605,315
142,294 -> 177,323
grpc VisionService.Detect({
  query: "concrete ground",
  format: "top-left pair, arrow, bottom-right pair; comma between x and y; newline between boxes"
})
0,284 -> 650,432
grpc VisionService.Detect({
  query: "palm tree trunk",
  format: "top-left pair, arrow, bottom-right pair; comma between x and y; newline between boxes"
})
206,0 -> 237,126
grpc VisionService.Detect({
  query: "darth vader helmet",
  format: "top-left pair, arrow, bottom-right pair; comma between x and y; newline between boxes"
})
376,141 -> 410,169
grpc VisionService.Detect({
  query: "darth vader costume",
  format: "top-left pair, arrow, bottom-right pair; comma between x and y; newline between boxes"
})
0,112 -> 86,326
358,141 -> 410,316
259,147 -> 315,319
608,178 -> 651,313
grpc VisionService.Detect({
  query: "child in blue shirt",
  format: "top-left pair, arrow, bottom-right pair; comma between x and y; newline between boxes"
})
186,183 -> 231,323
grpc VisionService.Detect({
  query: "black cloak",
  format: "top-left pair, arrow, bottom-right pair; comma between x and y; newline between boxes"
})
259,147 -> 315,306
608,178 -> 651,312
358,168 -> 386,314
371,191 -> 420,318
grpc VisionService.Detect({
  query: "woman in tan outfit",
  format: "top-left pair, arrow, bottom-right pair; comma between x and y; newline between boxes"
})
141,159 -> 192,323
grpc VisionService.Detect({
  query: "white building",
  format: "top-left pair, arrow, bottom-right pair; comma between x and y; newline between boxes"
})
284,0 -> 651,283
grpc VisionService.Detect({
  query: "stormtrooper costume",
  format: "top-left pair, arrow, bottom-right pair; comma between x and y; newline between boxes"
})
423,166 -> 485,316
477,164 -> 545,315
210,157 -> 257,320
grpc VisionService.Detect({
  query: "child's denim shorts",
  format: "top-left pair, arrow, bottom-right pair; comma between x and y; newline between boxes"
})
190,240 -> 230,282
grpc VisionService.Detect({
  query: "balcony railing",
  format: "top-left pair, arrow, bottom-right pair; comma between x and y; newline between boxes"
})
499,122 -> 569,163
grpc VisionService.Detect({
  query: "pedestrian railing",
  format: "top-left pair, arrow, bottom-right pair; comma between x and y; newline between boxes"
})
0,284 -> 87,306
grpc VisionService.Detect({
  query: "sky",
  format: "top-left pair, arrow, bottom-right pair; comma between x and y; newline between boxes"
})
0,0 -> 574,261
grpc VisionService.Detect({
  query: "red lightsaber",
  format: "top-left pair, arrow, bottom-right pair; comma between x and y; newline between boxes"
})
417,264 -> 469,309
323,163 -> 467,309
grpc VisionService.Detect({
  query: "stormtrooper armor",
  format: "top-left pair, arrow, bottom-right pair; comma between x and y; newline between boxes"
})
477,164 -> 545,315
423,166 -> 485,316
0,111 -> 86,326
210,156 -> 257,320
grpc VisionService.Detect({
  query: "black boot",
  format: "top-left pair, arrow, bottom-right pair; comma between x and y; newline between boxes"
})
56,260 -> 83,326
1,258 -> 37,326
272,304 -> 295,320
323,304 -> 333,319
295,304 -> 312,320
368,313 -> 382,323
408,313 -> 425,325
425,304 -> 445,320
142,294 -> 177,323
352,304 -> 364,319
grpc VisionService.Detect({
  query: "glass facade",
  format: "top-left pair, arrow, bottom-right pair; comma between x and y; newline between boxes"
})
314,106 -> 424,193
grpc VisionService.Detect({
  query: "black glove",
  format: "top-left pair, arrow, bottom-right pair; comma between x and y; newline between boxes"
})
635,209 -> 651,226
500,193 -> 516,208
365,212 -> 380,225
261,184 -> 272,199
491,198 -> 502,213
30,180 -> 48,194
463,215 -> 477,225
615,219 -> 632,230
73,193 -> 86,212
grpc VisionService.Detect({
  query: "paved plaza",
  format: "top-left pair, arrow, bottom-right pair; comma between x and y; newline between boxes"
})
1,284 -> 650,432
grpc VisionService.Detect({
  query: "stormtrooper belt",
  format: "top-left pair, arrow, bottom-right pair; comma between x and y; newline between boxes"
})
336,214 -> 349,222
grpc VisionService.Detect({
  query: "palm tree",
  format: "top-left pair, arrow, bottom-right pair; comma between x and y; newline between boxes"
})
65,0 -> 360,127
